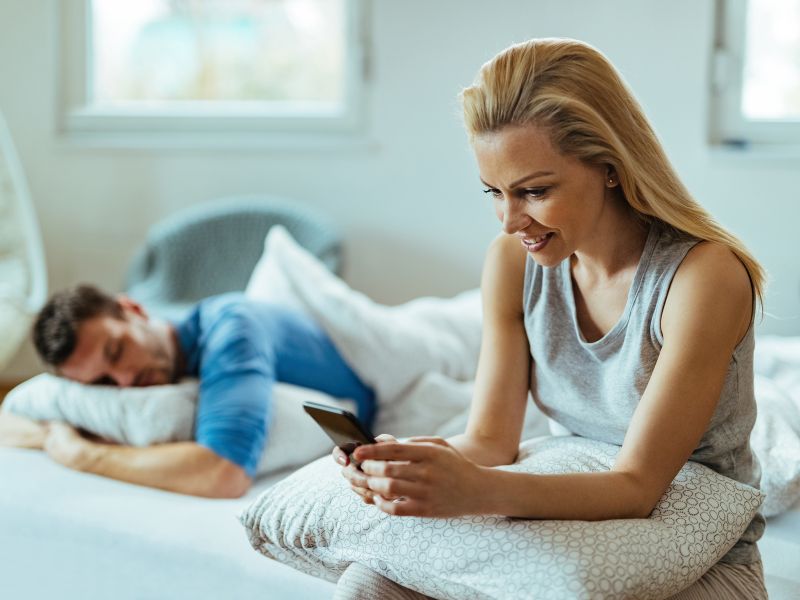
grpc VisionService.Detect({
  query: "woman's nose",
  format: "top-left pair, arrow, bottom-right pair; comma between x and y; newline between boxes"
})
501,199 -> 530,234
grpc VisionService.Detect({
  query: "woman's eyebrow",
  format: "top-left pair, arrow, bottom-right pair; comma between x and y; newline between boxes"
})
480,171 -> 555,189
509,170 -> 555,187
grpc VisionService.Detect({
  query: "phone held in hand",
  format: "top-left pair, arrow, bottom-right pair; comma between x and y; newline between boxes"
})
302,401 -> 377,468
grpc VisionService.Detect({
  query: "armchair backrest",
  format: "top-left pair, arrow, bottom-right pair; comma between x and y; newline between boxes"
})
125,196 -> 342,313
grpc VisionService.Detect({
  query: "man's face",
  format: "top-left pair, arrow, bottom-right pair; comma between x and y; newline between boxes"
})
58,309 -> 177,387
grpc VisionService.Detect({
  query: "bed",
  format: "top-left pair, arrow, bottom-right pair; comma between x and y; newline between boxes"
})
3,231 -> 799,598
0,447 -> 337,599
0,445 -> 798,600
760,497 -> 800,599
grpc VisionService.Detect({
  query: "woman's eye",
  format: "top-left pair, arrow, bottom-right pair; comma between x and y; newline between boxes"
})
482,188 -> 503,199
523,187 -> 548,199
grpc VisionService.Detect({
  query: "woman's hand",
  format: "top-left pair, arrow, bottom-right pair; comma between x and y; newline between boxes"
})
350,436 -> 489,517
333,433 -> 398,505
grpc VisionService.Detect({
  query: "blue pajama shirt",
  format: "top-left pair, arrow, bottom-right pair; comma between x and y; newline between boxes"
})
175,293 -> 375,476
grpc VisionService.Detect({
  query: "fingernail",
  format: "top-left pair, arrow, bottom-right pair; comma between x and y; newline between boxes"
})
337,455 -> 346,465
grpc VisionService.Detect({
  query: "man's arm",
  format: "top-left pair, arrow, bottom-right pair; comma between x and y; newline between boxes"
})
44,422 -> 252,498
0,411 -> 48,449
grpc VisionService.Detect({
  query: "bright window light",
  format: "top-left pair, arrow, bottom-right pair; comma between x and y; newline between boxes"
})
90,0 -> 346,111
741,0 -> 800,120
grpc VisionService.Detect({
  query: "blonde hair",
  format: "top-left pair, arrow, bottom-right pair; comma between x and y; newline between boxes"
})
461,38 -> 765,307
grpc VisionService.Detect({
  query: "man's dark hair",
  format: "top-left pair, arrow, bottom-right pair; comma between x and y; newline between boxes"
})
32,284 -> 124,367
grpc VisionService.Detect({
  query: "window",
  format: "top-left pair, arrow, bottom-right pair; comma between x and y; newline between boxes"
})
710,0 -> 800,148
59,0 -> 370,144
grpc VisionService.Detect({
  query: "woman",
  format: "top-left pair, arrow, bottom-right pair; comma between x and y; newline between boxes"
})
333,38 -> 767,599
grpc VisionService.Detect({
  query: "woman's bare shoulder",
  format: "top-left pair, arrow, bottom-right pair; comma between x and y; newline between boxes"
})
675,241 -> 752,300
663,241 -> 753,342
481,234 -> 528,320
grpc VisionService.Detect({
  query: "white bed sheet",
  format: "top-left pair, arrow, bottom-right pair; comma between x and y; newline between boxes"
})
3,445 -> 799,600
0,448 -> 335,600
762,495 -> 800,600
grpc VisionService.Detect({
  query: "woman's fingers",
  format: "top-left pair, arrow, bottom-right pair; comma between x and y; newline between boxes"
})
343,460 -> 424,501
354,441 -> 437,463
341,433 -> 417,505
406,436 -> 448,447
360,459 -> 426,481
351,485 -> 376,504
331,445 -> 349,466
332,434 -> 396,467
341,462 -> 370,487
363,476 -> 425,500
343,465 -> 377,504
372,495 -> 429,516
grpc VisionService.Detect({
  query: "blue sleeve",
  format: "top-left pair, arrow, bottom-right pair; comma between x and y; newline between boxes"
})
194,303 -> 275,477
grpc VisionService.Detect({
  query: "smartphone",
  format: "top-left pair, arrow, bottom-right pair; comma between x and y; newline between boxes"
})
302,401 -> 377,468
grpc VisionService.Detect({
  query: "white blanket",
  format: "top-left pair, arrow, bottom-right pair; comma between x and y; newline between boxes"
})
246,226 -> 547,441
753,337 -> 800,516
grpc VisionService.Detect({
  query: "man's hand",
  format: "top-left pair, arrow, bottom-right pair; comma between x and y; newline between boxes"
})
43,422 -> 97,471
0,412 -> 48,449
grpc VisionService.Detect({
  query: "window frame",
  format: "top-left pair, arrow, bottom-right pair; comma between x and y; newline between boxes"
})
58,0 -> 371,146
710,0 -> 800,148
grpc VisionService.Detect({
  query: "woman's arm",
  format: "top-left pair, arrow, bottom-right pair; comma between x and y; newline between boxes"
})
446,233 -> 532,466
336,234 -> 532,504
354,242 -> 753,519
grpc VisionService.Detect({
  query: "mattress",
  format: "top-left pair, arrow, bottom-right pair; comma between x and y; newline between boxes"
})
2,446 -> 799,600
0,447 -> 336,599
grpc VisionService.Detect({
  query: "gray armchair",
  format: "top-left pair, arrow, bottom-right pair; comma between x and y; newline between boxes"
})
125,196 -> 342,320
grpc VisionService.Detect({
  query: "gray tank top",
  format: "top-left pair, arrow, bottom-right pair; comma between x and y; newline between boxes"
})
522,222 -> 764,564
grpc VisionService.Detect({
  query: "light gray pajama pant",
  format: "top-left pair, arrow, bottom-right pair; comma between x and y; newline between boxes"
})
333,560 -> 768,599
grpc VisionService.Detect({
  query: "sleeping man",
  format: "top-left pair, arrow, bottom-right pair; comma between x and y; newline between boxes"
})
0,284 -> 375,498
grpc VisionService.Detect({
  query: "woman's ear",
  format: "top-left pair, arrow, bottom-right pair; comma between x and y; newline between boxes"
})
605,166 -> 619,188
116,294 -> 149,320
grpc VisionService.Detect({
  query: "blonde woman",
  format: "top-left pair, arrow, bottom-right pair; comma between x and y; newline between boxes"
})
333,39 -> 767,599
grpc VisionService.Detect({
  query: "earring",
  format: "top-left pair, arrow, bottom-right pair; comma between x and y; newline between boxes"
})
607,177 -> 616,186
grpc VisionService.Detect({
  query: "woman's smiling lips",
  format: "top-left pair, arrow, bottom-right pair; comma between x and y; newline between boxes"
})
520,232 -> 554,252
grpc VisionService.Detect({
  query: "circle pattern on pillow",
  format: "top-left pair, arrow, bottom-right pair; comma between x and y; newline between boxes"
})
241,436 -> 763,600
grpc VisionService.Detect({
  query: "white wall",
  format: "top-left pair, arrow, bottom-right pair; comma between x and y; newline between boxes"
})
1,0 -> 799,379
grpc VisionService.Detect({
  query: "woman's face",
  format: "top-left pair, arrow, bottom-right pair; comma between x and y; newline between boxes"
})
473,123 -> 612,268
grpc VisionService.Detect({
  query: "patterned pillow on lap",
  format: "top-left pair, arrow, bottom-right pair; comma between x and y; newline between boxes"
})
240,435 -> 763,600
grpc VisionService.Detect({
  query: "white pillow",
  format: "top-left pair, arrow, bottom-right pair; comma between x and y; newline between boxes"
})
384,371 -> 550,441
1,373 -> 356,476
246,226 -> 483,406
241,435 -> 764,600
